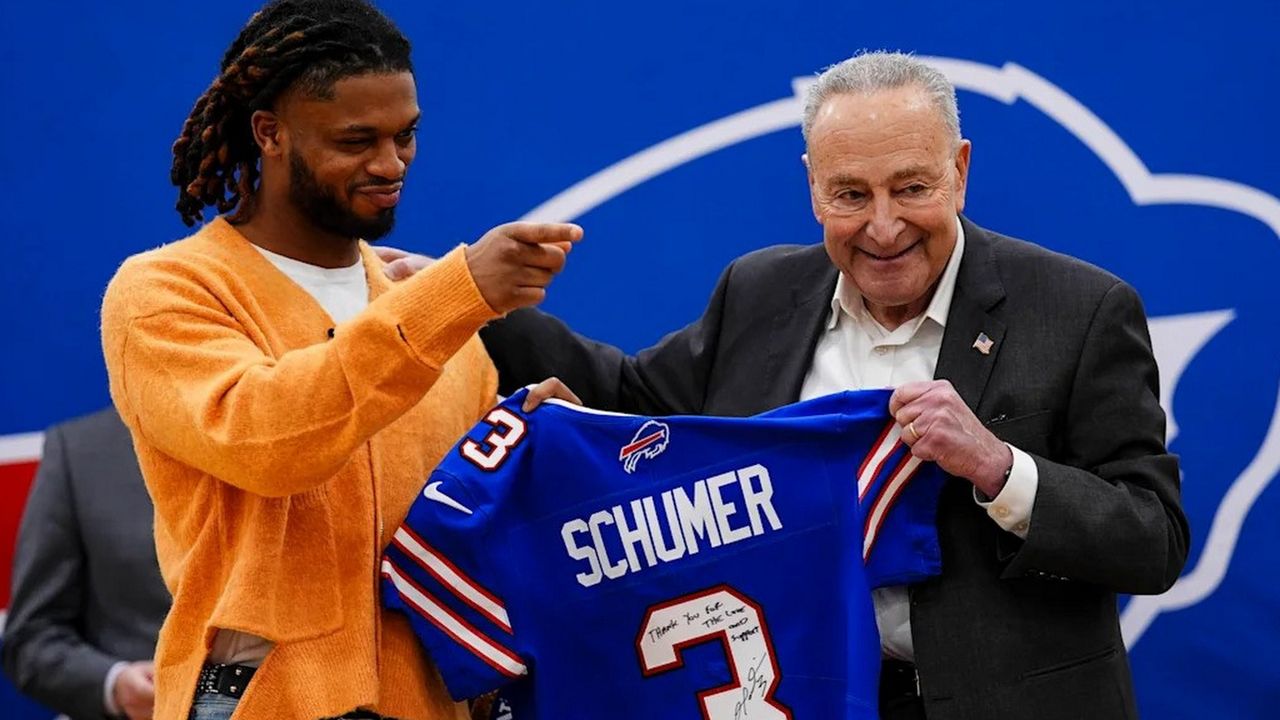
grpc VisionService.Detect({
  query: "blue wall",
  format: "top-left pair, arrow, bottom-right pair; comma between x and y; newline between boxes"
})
2,1 -> 1277,717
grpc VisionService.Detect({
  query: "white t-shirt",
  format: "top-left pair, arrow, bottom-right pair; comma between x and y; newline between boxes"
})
252,244 -> 370,322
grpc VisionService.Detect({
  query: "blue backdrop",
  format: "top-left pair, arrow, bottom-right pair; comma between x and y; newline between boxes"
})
2,1 -> 1277,717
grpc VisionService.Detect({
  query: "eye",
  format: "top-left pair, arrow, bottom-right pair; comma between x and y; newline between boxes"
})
903,183 -> 928,195
337,138 -> 372,149
395,127 -> 417,146
836,189 -> 866,202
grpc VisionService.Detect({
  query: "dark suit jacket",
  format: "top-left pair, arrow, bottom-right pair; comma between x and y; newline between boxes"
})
2,408 -> 171,720
481,216 -> 1189,719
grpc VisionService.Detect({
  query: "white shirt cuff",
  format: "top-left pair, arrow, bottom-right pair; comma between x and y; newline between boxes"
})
103,660 -> 128,716
973,443 -> 1038,539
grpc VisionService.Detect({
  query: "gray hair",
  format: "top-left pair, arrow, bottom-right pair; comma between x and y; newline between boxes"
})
801,51 -> 961,149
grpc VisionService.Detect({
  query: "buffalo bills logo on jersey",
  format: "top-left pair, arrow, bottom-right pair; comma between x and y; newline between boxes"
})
619,420 -> 671,473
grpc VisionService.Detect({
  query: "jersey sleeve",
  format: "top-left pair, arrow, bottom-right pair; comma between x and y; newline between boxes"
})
855,419 -> 947,588
758,389 -> 946,587
380,393 -> 534,700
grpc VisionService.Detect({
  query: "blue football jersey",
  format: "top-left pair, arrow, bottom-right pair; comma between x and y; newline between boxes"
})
381,389 -> 946,719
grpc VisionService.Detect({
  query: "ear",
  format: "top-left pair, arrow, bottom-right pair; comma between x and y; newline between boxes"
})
952,139 -> 972,213
250,110 -> 285,159
802,152 -> 822,224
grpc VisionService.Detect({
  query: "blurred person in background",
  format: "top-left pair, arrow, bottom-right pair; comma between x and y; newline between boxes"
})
2,408 -> 170,720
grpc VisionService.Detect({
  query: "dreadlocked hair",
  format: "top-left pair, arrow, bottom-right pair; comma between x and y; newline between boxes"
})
170,0 -> 413,226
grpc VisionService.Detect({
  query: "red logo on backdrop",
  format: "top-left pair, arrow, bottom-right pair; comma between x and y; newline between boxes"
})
0,434 -> 44,614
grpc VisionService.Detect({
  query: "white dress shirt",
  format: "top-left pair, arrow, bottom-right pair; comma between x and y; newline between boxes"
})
797,218 -> 1038,661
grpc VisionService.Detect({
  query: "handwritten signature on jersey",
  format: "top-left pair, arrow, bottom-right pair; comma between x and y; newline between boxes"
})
734,654 -> 772,720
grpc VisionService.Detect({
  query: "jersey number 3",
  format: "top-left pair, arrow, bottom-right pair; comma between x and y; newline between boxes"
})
636,585 -> 793,719
461,408 -> 527,470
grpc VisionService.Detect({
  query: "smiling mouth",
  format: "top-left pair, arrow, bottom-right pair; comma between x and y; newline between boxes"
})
860,241 -> 919,261
358,185 -> 402,209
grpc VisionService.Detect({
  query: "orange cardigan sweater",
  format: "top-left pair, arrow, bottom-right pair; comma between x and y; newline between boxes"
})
101,218 -> 498,719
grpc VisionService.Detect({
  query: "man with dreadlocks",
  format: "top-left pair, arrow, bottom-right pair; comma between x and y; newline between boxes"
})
100,1 -> 582,718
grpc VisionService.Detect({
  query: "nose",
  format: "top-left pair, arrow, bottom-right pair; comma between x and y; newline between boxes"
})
367,139 -> 407,181
864,194 -> 904,248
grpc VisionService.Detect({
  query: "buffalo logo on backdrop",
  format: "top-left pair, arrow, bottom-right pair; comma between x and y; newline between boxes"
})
0,46 -> 1274,720
520,58 -> 1280,718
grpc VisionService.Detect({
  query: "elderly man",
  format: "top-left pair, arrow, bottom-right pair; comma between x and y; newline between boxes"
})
479,52 -> 1188,719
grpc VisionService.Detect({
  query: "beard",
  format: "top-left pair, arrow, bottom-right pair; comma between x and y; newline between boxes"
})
288,151 -> 397,241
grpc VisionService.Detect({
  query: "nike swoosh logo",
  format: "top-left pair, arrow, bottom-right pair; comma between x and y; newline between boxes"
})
422,481 -> 473,515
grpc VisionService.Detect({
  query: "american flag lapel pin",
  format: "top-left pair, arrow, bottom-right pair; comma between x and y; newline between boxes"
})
973,332 -> 994,355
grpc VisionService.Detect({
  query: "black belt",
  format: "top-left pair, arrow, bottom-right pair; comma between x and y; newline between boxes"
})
196,663 -> 399,718
880,658 -> 921,698
196,662 -> 256,698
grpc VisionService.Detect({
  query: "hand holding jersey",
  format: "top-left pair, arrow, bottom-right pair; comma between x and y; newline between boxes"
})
520,376 -> 581,412
890,379 -> 1015,498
